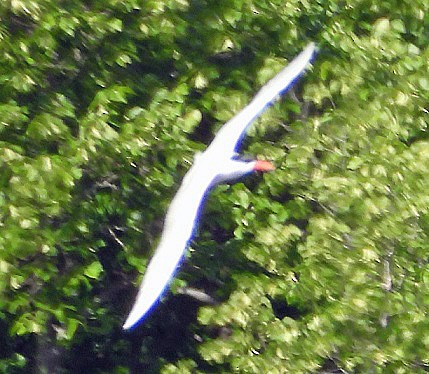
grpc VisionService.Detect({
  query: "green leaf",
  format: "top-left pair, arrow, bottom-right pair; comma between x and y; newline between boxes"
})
84,261 -> 103,279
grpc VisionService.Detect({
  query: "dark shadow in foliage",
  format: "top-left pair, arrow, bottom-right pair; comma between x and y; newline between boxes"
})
123,294 -> 211,373
0,319 -> 38,374
187,111 -> 218,147
318,357 -> 346,374
63,325 -> 131,374
208,46 -> 254,68
268,296 -> 307,320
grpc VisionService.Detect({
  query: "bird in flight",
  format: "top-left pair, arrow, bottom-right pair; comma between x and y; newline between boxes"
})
123,43 -> 316,330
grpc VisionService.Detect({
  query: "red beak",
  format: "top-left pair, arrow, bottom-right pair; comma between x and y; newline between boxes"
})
253,160 -> 275,172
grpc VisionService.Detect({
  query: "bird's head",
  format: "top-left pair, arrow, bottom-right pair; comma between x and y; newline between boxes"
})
211,158 -> 275,185
252,159 -> 276,172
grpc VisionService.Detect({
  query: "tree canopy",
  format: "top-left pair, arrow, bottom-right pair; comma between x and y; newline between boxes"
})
0,0 -> 428,372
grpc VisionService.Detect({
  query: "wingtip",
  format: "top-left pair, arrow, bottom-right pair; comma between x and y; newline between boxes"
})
122,301 -> 155,330
303,42 -> 317,61
122,286 -> 164,330
122,310 -> 146,331
122,300 -> 149,331
306,41 -> 316,50
122,314 -> 139,331
122,321 -> 136,331
122,316 -> 135,330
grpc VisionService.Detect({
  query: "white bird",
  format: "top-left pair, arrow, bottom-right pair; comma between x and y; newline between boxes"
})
123,43 -> 316,330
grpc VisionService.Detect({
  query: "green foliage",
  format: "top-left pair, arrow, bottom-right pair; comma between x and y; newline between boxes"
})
0,0 -> 428,372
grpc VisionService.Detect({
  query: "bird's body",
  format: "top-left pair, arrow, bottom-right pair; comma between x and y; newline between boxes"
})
123,43 -> 316,330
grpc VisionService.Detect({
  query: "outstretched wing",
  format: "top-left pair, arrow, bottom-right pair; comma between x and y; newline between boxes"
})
123,163 -> 216,330
123,43 -> 316,329
206,43 -> 316,158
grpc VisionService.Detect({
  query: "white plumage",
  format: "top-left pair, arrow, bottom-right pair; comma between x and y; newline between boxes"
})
123,43 -> 316,330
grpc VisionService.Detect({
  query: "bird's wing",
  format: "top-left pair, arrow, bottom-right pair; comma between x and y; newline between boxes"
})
206,42 -> 316,158
123,43 -> 316,329
123,161 -> 216,330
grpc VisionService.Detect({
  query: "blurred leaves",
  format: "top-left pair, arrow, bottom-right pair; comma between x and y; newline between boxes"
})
0,0 -> 428,373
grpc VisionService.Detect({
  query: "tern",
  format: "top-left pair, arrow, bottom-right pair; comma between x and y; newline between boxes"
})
123,43 -> 316,330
